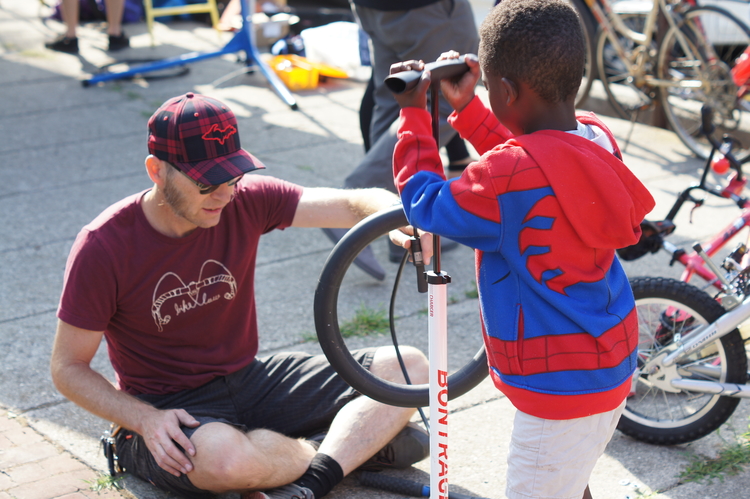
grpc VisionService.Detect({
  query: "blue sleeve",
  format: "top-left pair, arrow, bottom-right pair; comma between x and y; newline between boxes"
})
401,171 -> 502,253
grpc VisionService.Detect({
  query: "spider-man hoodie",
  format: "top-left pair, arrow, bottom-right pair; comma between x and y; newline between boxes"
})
394,96 -> 655,420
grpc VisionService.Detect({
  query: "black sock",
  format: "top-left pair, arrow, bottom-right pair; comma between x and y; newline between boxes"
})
293,453 -> 344,499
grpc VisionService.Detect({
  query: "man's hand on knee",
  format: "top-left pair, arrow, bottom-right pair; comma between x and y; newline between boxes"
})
140,407 -> 200,476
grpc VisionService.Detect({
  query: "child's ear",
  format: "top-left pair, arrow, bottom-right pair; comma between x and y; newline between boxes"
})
500,77 -> 518,105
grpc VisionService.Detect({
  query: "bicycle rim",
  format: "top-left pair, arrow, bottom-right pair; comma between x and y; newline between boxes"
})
658,6 -> 750,161
596,13 -> 656,121
619,277 -> 746,445
568,0 -> 597,108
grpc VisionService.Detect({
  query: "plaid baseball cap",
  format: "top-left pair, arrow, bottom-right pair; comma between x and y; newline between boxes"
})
147,92 -> 265,185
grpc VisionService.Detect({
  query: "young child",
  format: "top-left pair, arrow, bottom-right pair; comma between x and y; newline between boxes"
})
389,1 -> 655,498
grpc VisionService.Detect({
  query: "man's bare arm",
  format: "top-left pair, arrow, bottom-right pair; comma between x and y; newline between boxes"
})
50,319 -> 200,477
290,187 -> 399,228
291,186 -> 434,262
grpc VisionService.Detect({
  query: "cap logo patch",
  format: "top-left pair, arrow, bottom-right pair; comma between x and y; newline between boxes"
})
202,124 -> 237,145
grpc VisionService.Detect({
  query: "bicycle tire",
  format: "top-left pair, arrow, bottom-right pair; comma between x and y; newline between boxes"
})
618,277 -> 747,445
313,205 -> 488,408
568,0 -> 597,108
596,11 -> 657,121
658,6 -> 750,161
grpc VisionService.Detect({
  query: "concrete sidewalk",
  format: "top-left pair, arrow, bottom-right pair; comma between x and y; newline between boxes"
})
2,0 -> 750,498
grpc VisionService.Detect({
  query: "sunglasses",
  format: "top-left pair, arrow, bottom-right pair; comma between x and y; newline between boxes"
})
170,164 -> 243,195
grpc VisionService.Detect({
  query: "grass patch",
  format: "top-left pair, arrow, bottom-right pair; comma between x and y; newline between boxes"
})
340,303 -> 390,338
300,304 -> 390,342
678,424 -> 750,485
84,473 -> 124,491
679,442 -> 750,484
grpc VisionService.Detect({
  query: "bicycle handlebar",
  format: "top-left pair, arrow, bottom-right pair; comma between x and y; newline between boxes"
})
660,105 -> 749,222
384,56 -> 469,94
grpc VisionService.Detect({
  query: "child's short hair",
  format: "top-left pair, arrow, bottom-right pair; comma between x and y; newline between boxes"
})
479,0 -> 584,103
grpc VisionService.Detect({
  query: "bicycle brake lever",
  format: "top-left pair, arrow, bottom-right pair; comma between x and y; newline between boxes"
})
410,235 -> 428,294
688,200 -> 704,223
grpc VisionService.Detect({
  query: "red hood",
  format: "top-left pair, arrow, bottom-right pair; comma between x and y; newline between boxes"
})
511,119 -> 654,249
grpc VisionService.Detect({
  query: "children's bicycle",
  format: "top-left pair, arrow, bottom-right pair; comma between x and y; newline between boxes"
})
617,105 -> 750,444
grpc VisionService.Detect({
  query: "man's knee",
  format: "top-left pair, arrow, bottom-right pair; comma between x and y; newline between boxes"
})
371,346 -> 429,384
188,423 -> 265,491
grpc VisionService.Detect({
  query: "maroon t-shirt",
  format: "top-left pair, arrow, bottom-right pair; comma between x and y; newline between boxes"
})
57,176 -> 303,396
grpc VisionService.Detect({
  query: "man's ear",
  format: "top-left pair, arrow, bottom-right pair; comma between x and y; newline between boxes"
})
145,155 -> 168,185
500,77 -> 518,106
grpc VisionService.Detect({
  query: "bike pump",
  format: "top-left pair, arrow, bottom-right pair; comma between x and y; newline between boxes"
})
426,80 -> 450,499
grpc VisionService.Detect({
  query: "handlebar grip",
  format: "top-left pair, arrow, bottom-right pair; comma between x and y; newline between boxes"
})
701,105 -> 715,136
385,56 -> 469,94
410,235 -> 428,293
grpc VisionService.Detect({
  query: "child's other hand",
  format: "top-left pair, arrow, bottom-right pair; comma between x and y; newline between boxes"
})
438,51 -> 480,113
389,60 -> 430,110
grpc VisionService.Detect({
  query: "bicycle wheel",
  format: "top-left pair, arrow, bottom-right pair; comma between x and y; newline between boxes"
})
596,12 -> 656,121
658,6 -> 750,161
314,205 -> 488,408
568,0 -> 597,108
619,277 -> 747,445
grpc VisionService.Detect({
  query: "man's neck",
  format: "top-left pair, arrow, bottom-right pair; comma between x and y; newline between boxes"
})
141,188 -> 197,238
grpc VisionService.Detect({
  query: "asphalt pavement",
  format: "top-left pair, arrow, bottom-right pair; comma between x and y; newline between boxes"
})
2,0 -> 750,498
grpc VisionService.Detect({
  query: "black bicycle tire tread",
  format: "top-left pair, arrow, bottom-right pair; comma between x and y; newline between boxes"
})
618,277 -> 747,445
314,206 -> 488,408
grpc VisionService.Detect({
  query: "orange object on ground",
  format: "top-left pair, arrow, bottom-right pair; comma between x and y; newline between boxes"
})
270,54 -> 349,91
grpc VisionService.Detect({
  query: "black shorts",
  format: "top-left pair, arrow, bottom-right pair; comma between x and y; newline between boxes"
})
115,349 -> 376,498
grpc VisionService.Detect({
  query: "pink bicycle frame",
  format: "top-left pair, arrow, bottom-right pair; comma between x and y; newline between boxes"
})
670,209 -> 750,289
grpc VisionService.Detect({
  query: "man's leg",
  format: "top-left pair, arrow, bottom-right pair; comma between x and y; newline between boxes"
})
187,424 -> 318,492
115,348 -> 427,497
259,345 -> 429,499
45,0 -> 79,52
103,0 -> 129,50
316,345 -> 429,474
60,0 -> 78,38
188,346 -> 428,495
104,0 -> 125,36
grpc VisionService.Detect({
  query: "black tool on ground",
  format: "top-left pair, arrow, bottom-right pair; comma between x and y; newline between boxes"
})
100,424 -> 122,476
384,56 -> 469,94
359,471 -> 490,499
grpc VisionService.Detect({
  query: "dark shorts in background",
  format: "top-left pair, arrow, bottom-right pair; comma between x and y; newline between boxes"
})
116,349 -> 376,498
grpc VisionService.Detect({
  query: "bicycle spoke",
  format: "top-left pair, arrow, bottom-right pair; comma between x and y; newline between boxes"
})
658,6 -> 750,160
622,278 -> 746,443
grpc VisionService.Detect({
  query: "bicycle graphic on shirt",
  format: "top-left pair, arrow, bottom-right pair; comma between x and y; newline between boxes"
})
151,259 -> 237,331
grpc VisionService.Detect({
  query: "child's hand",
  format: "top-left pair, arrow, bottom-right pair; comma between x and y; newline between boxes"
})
438,51 -> 480,113
389,60 -> 431,110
